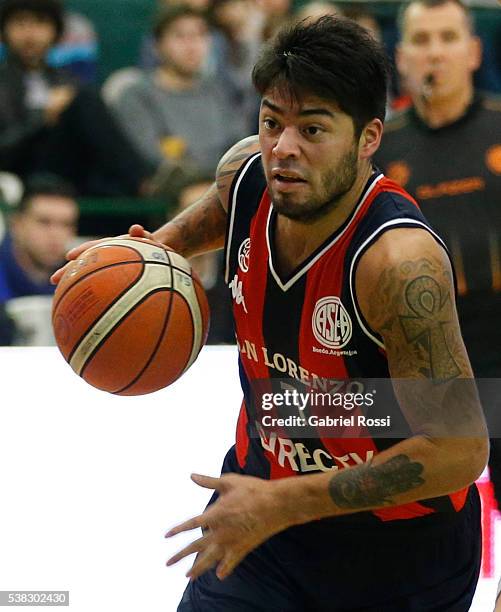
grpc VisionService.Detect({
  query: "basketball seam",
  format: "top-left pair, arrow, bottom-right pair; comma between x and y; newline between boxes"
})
54,260 -> 191,312
65,262 -> 148,364
113,260 -> 176,395
79,286 -> 173,384
80,287 -> 194,393
53,259 -> 143,312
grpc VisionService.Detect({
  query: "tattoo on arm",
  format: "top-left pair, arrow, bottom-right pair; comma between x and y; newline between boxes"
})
328,455 -> 424,509
367,256 -> 465,381
153,137 -> 259,257
168,183 -> 227,255
364,250 -> 485,437
399,274 -> 460,380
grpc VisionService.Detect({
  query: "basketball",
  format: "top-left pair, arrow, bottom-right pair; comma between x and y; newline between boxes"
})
52,237 -> 210,395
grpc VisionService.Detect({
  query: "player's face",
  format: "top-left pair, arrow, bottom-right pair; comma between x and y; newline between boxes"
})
3,11 -> 57,68
397,1 -> 481,101
259,90 -> 361,222
13,196 -> 78,271
157,16 -> 209,77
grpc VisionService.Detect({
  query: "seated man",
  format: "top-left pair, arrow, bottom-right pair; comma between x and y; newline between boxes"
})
0,173 -> 78,302
0,0 -> 153,195
111,5 -> 248,200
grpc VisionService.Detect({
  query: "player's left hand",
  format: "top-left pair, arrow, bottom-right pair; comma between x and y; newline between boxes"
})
165,473 -> 290,581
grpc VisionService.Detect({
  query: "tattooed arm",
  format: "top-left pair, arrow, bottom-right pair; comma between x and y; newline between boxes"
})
278,228 -> 488,521
50,136 -> 260,283
152,135 -> 260,257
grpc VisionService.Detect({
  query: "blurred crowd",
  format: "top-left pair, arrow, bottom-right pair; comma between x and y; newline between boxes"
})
0,0 -> 499,359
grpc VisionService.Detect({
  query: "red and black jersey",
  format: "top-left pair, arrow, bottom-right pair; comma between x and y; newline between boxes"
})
224,152 -> 469,524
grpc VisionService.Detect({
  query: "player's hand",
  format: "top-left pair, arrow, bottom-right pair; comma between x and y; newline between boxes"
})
50,224 -> 155,285
165,473 -> 291,581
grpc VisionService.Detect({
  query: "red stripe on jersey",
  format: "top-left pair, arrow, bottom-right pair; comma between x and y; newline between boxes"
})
373,502 -> 435,521
235,189 -> 295,474
450,487 -> 468,512
235,400 -> 249,469
379,176 -> 420,208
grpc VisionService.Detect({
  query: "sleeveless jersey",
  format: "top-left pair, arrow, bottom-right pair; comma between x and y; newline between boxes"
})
224,152 -> 469,524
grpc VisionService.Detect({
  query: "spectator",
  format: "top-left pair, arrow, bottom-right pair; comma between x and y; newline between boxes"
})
210,0 -> 262,133
111,5 -> 248,200
139,0 -> 212,71
0,0 -> 153,196
48,10 -> 99,84
0,173 -> 78,303
256,0 -> 292,41
0,10 -> 99,84
376,0 -> 501,504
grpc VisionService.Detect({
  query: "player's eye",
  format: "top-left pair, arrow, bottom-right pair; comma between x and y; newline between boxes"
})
263,118 -> 278,130
304,126 -> 322,137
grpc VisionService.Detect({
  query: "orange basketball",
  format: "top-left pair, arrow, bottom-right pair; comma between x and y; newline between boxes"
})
52,237 -> 210,395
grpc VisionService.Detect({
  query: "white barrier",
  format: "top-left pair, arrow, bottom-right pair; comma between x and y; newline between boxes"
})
0,347 -> 497,611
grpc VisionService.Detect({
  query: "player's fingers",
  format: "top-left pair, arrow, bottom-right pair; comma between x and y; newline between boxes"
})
216,552 -> 241,581
165,514 -> 205,537
190,473 -> 221,490
129,224 -> 153,239
166,535 -> 207,567
65,238 -> 103,261
50,261 -> 72,285
186,543 -> 222,580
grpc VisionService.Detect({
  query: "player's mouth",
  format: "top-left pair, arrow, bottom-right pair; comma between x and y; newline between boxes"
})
271,170 -> 307,184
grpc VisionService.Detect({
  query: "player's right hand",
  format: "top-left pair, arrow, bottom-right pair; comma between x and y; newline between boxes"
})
50,224 -> 154,285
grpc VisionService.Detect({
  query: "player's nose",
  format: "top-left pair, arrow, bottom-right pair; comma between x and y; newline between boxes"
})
272,127 -> 301,159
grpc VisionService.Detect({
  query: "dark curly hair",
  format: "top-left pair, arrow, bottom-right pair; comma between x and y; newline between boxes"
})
252,15 -> 389,137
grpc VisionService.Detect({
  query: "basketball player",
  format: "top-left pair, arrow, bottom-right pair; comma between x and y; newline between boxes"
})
53,17 -> 488,611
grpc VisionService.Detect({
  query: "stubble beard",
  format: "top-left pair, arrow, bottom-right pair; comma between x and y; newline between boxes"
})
269,147 -> 359,224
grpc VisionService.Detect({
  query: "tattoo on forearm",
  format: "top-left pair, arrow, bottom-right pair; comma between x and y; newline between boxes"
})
170,188 -> 226,255
399,275 -> 460,381
328,455 -> 424,509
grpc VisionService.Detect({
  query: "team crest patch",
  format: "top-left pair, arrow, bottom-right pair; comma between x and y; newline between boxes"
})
312,296 -> 352,349
238,238 -> 251,273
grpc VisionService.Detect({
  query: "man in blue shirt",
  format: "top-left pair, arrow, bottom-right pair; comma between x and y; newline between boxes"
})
0,173 -> 78,302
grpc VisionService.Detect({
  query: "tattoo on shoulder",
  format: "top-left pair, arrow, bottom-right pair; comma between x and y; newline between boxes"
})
328,455 -> 424,509
216,137 -> 259,194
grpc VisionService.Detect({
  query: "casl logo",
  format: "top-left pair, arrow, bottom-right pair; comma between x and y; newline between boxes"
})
312,296 -> 352,349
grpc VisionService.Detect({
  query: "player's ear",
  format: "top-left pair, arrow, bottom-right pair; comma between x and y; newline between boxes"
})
358,118 -> 383,160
